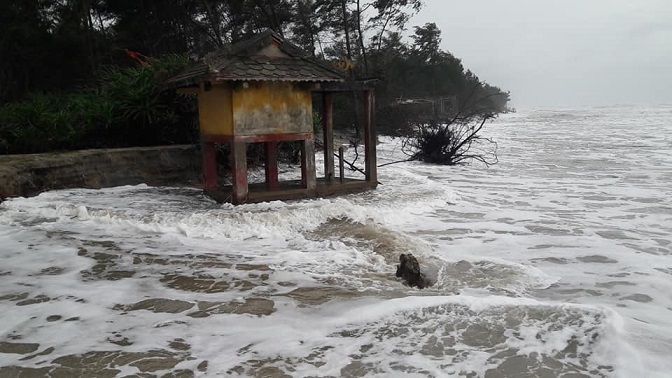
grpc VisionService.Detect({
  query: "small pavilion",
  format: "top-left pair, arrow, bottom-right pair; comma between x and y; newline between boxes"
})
166,30 -> 377,204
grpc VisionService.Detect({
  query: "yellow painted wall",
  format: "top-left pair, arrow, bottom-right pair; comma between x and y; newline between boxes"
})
232,82 -> 312,135
197,85 -> 233,135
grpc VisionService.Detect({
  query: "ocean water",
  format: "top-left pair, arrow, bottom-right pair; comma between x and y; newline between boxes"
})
0,105 -> 671,377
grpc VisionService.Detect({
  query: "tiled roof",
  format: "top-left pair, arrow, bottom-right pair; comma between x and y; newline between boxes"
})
216,56 -> 343,82
165,63 -> 209,88
165,30 -> 344,87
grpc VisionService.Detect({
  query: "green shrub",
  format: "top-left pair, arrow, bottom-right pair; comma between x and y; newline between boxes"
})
0,54 -> 196,154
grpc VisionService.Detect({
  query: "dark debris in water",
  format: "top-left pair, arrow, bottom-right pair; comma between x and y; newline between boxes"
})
396,253 -> 433,289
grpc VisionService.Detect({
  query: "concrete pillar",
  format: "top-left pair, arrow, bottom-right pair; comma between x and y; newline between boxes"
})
300,137 -> 317,190
363,89 -> 377,184
265,141 -> 279,190
202,142 -> 217,193
230,140 -> 248,204
322,93 -> 334,182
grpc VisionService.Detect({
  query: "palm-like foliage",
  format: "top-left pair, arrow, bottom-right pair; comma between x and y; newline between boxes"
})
0,55 -> 196,154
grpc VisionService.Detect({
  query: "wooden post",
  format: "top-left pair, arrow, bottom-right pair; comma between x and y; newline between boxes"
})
363,89 -> 377,184
322,93 -> 334,182
300,137 -> 317,190
230,140 -> 248,204
264,141 -> 279,190
202,142 -> 217,193
338,146 -> 345,183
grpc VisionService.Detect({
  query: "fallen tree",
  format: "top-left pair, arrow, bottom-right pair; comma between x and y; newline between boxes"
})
381,86 -> 506,167
401,114 -> 498,166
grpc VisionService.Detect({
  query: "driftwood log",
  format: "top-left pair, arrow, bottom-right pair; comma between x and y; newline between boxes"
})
396,253 -> 432,289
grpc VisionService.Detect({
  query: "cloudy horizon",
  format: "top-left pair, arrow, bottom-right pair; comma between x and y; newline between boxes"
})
410,0 -> 672,109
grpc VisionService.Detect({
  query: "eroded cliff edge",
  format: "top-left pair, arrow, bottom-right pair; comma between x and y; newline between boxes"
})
0,145 -> 201,201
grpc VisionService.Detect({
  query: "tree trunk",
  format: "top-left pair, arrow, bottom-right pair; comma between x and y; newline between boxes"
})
202,0 -> 224,46
355,0 -> 368,75
340,0 -> 353,63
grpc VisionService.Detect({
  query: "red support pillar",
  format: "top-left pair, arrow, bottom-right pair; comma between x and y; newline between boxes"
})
322,93 -> 334,182
300,137 -> 317,190
230,140 -> 248,204
202,142 -> 217,193
363,89 -> 377,184
265,141 -> 279,190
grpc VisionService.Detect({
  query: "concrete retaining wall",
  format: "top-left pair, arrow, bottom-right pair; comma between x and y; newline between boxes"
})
0,145 -> 202,201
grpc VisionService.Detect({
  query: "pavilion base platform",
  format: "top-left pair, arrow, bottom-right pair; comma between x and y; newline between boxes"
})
205,177 -> 377,204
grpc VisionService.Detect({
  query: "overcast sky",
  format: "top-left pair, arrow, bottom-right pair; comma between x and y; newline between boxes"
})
410,0 -> 672,108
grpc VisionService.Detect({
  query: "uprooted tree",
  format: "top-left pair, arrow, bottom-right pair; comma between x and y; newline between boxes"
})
397,87 -> 506,167
371,23 -> 510,167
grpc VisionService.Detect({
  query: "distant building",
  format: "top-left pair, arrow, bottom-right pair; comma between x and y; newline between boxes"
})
396,96 -> 458,122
